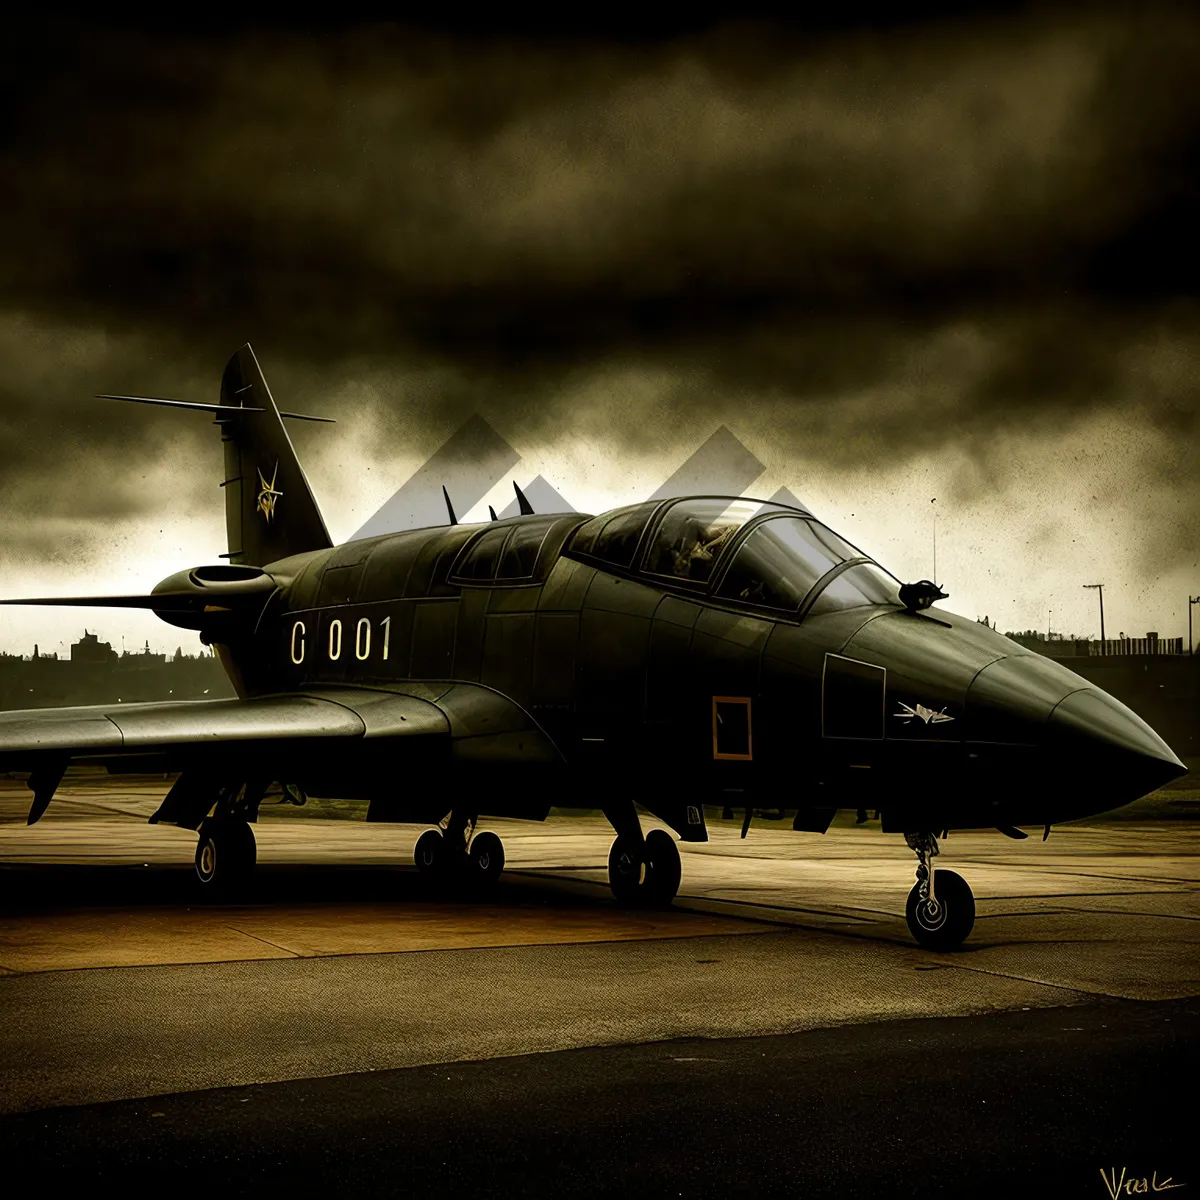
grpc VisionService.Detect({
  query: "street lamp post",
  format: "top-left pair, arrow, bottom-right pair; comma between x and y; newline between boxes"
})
1084,584 -> 1105,654
931,497 -> 937,583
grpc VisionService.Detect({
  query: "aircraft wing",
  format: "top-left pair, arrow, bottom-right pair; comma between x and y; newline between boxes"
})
0,683 -> 562,823
0,688 -> 447,768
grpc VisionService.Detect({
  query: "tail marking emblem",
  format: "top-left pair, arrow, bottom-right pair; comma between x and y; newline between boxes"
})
257,463 -> 283,524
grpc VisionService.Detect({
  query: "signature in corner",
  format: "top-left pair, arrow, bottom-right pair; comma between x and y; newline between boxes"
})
1101,1167 -> 1186,1197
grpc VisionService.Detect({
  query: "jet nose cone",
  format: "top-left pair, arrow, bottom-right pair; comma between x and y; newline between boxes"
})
1050,687 -> 1187,801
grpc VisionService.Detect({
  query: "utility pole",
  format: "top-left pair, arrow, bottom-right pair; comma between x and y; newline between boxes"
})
1190,595 -> 1200,656
1083,584 -> 1105,653
1047,609 -> 1052,640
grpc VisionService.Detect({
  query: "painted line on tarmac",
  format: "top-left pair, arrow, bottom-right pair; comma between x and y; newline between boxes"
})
941,962 -> 1139,1002
1049,904 -> 1200,922
225,928 -> 302,958
977,862 -> 1200,886
512,868 -> 890,931
673,895 -> 886,926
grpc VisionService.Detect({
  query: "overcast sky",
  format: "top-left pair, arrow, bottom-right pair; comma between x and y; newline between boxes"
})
1,7 -> 1197,656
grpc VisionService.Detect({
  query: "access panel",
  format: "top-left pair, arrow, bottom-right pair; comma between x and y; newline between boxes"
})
822,654 -> 885,740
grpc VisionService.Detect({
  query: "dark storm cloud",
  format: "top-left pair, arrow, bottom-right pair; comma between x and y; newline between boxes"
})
4,9 -> 1196,337
0,316 -> 220,560
0,5 -> 1196,564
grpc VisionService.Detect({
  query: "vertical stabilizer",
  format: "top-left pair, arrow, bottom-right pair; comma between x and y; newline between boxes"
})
220,345 -> 332,566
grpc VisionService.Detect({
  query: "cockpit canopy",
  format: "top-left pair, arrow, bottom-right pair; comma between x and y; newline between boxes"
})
567,496 -> 900,619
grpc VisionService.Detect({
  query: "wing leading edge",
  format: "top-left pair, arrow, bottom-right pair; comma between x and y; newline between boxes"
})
0,683 -> 563,824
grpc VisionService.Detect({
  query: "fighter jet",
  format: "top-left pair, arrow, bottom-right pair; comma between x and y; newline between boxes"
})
0,346 -> 1185,949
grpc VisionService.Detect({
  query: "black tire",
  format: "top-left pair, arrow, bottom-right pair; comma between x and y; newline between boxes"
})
467,831 -> 505,888
414,829 -> 444,876
608,834 -> 644,904
643,829 -> 681,907
905,868 -> 975,950
194,818 -> 256,895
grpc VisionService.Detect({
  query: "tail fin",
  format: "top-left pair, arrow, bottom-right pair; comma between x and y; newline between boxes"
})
219,345 -> 332,566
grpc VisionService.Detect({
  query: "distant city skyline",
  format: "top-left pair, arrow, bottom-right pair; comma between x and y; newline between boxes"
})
3,630 -> 217,660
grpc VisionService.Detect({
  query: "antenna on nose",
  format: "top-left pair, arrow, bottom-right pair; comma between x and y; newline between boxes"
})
442,486 -> 458,526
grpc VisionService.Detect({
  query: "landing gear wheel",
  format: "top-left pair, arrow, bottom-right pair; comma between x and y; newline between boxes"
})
414,829 -> 445,876
906,868 -> 975,951
643,829 -> 681,907
194,818 -> 256,895
466,831 -> 505,889
608,834 -> 644,904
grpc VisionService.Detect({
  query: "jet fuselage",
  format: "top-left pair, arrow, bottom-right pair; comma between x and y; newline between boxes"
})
220,506 -> 1180,835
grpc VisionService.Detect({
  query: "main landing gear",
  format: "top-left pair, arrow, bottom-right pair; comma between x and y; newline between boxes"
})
414,812 -> 505,892
904,832 -> 975,951
605,802 -> 681,909
191,780 -> 265,897
194,817 -> 257,893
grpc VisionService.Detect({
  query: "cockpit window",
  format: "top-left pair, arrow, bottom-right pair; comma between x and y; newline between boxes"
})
593,506 -> 653,567
456,526 -> 512,580
644,499 -> 763,583
715,517 -> 858,611
804,562 -> 900,615
497,517 -> 557,578
568,502 -> 658,568
451,515 -> 562,584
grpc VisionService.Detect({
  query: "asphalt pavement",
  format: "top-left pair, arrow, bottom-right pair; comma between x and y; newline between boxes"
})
1,996 -> 1194,1198
0,776 -> 1196,1194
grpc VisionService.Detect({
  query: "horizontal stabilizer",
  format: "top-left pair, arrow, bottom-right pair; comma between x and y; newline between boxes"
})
0,593 -> 199,611
97,394 -> 335,422
1,565 -> 277,633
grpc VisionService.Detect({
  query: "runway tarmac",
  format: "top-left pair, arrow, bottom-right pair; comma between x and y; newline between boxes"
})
0,774 -> 1197,1193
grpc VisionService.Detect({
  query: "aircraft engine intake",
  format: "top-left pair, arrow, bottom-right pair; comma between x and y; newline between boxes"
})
150,564 -> 278,638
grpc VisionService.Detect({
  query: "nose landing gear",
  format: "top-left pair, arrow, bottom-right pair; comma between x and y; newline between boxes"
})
904,831 -> 975,951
